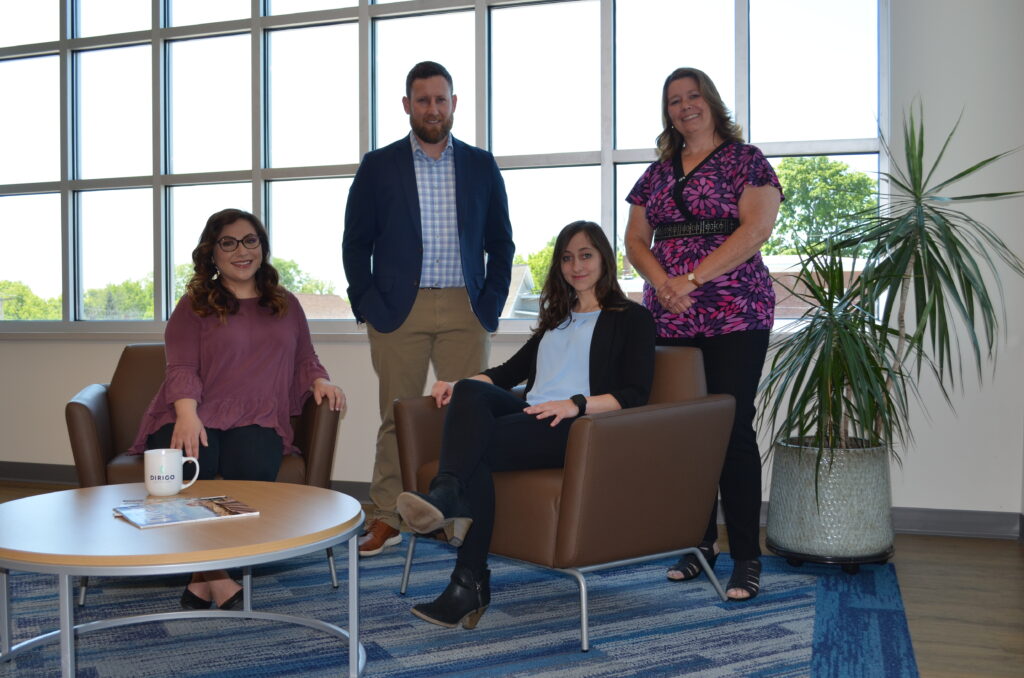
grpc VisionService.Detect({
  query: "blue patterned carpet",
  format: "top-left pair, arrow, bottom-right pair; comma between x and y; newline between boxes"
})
0,539 -> 917,677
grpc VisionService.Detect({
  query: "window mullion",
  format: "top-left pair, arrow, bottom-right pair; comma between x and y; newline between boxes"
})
153,0 -> 168,319
734,0 -> 750,138
599,0 -> 613,244
474,0 -> 488,150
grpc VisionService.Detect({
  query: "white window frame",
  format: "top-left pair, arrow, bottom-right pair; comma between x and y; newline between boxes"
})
0,0 -> 889,338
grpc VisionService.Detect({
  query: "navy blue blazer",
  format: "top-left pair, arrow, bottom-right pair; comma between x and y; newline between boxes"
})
342,136 -> 515,333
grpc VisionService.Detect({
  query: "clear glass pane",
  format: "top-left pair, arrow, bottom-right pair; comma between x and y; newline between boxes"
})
269,0 -> 358,13
0,1 -> 57,46
0,193 -> 62,320
374,11 -> 475,148
169,183 -> 253,303
763,154 -> 878,318
615,0 -> 734,150
169,0 -> 250,26
79,188 -> 154,320
491,1 -> 600,156
269,24 -> 359,167
0,56 -> 59,184
268,178 -> 353,318
78,46 -> 152,179
502,165 -> 601,313
77,0 -> 149,37
169,35 -> 251,174
750,0 -> 877,142
615,162 -> 648,291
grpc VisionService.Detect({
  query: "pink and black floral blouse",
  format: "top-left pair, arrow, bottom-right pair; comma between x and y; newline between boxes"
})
626,142 -> 784,338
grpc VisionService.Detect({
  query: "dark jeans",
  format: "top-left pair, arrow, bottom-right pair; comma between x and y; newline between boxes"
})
146,423 -> 283,482
437,378 -> 576,575
659,329 -> 770,561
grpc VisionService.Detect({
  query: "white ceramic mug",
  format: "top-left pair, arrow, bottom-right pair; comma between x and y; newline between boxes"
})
144,448 -> 200,496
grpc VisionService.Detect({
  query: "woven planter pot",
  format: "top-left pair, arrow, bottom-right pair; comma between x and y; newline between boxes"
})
765,438 -> 894,567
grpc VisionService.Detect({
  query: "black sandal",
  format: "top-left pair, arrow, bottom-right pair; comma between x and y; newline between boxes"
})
726,559 -> 761,601
666,543 -> 719,582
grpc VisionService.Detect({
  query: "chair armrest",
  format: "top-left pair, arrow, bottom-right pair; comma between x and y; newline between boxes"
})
394,396 -> 446,492
295,396 -> 340,488
553,394 -> 735,567
65,383 -> 114,488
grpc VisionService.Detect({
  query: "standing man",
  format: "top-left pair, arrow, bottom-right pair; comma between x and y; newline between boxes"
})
343,61 -> 515,556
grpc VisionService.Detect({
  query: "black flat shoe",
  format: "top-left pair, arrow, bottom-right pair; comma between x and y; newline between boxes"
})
180,586 -> 212,610
411,565 -> 490,629
397,474 -> 473,547
218,588 -> 244,610
667,543 -> 719,582
726,559 -> 762,601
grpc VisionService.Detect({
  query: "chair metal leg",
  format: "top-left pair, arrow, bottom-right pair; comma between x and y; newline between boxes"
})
399,534 -> 417,595
690,547 -> 727,601
326,547 -> 339,588
562,569 -> 591,652
77,577 -> 89,607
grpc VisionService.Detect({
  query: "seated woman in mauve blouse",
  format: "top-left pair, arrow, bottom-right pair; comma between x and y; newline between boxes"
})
131,207 -> 345,611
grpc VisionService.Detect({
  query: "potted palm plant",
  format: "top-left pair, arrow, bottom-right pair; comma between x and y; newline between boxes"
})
758,104 -> 1024,571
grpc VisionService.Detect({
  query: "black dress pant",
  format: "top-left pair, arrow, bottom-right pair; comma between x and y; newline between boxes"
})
658,329 -> 769,561
436,378 -> 576,574
146,423 -> 283,482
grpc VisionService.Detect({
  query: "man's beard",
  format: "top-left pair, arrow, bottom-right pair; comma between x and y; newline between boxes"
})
411,113 -> 454,144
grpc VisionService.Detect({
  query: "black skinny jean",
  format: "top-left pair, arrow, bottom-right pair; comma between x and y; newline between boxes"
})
436,378 -> 576,575
147,423 -> 283,482
659,329 -> 769,561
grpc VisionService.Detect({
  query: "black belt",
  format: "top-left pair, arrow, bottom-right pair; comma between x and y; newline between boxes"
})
653,219 -> 739,241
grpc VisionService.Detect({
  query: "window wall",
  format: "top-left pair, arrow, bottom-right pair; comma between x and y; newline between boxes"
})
0,0 -> 883,328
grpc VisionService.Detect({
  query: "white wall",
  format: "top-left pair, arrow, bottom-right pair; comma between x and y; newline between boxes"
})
880,0 -> 1024,513
2,0 -> 1023,515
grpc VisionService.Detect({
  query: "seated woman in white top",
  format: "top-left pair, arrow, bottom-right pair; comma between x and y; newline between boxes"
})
397,220 -> 656,629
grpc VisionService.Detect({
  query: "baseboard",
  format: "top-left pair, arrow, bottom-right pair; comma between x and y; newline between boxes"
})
2,461 -> 1018,540
754,501 -> 1021,540
329,480 -> 370,503
0,461 -> 79,485
889,506 -> 1022,540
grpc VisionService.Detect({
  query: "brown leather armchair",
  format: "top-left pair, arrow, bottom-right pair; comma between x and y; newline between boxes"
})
394,345 -> 735,651
65,343 -> 342,596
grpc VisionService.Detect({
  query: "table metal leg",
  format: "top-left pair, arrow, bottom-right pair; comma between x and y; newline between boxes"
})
1,568 -> 10,656
348,536 -> 359,678
242,567 -> 252,612
58,574 -> 75,678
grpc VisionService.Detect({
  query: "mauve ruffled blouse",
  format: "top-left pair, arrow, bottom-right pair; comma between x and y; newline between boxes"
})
130,292 -> 329,455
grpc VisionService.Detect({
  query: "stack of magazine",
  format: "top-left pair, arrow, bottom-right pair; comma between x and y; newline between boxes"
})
113,495 -> 259,529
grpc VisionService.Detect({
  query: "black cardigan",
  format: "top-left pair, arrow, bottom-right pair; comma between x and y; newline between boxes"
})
481,301 -> 656,409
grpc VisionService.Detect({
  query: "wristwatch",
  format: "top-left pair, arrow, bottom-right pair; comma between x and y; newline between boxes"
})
687,272 -> 703,287
570,394 -> 588,416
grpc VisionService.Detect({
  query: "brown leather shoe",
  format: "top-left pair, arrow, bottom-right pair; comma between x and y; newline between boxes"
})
358,519 -> 401,557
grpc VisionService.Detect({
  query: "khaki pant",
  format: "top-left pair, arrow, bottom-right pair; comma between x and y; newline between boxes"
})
366,288 -> 489,529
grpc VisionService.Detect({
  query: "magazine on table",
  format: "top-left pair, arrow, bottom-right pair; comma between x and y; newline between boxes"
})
113,495 -> 259,529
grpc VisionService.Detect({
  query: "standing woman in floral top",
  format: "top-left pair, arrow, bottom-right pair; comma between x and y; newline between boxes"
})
625,67 -> 783,601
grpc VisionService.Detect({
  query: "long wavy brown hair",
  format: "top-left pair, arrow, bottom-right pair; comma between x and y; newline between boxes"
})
535,221 -> 630,334
186,208 -> 288,322
656,67 -> 744,163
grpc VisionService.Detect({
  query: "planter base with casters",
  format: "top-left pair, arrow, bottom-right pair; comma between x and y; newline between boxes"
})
767,539 -> 894,574
766,439 -> 895,568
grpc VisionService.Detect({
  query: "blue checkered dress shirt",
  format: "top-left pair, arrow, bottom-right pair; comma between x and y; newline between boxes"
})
411,132 -> 463,288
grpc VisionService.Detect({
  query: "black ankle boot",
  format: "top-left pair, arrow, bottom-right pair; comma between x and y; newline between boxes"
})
411,565 -> 490,629
397,474 -> 473,546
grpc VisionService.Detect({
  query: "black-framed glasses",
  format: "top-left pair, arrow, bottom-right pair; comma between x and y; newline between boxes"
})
216,234 -> 261,252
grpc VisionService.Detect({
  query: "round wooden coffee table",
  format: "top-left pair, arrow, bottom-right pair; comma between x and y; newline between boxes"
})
0,480 -> 365,677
